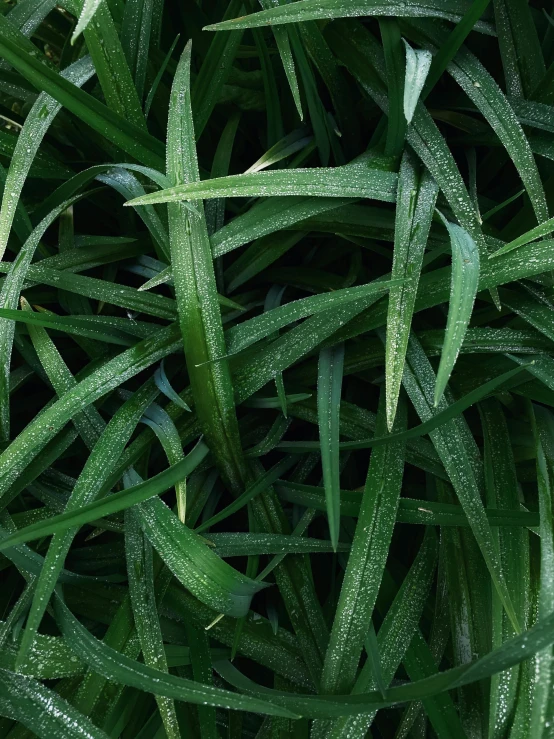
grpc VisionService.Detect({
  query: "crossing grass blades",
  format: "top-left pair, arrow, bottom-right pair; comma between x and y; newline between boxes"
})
1,0 -> 554,736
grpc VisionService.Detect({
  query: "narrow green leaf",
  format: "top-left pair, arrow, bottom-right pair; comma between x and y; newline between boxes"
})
126,159 -> 398,206
54,594 -> 299,719
205,1 -> 493,31
321,391 -> 406,694
434,213 -> 480,406
403,39 -> 432,124
385,150 -> 438,429
167,42 -> 246,493
317,342 -> 344,551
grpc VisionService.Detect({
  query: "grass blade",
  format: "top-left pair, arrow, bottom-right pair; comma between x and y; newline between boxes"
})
385,150 -> 438,429
434,213 -> 480,406
317,342 -> 344,551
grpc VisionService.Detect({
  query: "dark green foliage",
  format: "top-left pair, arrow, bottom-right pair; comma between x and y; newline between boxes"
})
0,1 -> 553,737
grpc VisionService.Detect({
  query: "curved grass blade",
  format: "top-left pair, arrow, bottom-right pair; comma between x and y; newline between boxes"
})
54,594 -> 299,719
15,379 -> 158,670
0,27 -> 165,169
0,667 -> 108,738
205,1 -> 493,31
216,605 -> 554,718
0,56 -> 94,264
0,441 -> 209,550
434,213 -> 480,406
0,196 -> 84,443
126,161 -> 398,206
137,495 -> 268,618
385,150 -> 438,430
227,278 -> 396,355
154,361 -> 191,412
0,323 -> 182,498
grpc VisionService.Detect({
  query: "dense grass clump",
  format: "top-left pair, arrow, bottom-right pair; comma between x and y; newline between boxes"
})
1,0 -> 554,736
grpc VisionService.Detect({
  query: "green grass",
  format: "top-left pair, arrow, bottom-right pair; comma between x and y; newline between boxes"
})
0,0 -> 554,736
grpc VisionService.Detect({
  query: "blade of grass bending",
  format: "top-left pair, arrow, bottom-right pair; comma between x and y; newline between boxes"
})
530,404 -> 554,737
137,495 -> 269,618
139,402 -> 187,520
0,667 -> 109,739
0,196 -> 84,443
166,42 -> 246,493
204,1 -> 494,31
21,298 -> 105,451
227,278 -> 397,356
0,323 -> 182,498
125,507 -> 180,738
402,334 -> 520,633
15,379 -> 158,671
321,391 -> 406,695
126,161 -> 397,206
0,27 -> 165,169
408,19 -> 549,228
434,212 -> 480,406
0,440 -> 209,552
317,342 -> 345,551
0,55 -> 94,264
385,150 -> 438,430
215,602 -> 554,718
54,593 -> 299,719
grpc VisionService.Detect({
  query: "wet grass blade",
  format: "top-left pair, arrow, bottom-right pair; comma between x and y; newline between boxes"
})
205,1 -> 492,31
434,213 -> 480,406
385,150 -> 438,429
317,342 -> 344,551
166,42 -> 246,493
321,391 -> 406,695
